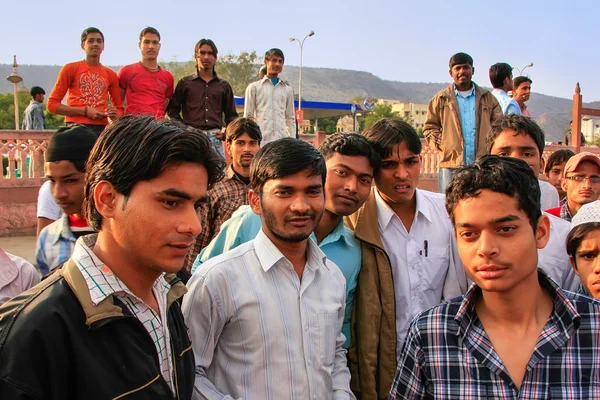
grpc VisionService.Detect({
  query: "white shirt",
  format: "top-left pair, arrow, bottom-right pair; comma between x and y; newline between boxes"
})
0,249 -> 40,306
539,211 -> 580,292
182,229 -> 354,400
37,180 -> 62,220
539,179 -> 560,210
374,189 -> 469,359
244,77 -> 296,144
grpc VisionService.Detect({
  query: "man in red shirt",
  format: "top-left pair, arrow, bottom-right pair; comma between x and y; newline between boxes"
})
118,27 -> 174,119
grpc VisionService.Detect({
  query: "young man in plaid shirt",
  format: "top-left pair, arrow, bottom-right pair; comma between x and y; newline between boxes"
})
184,118 -> 261,271
389,155 -> 600,399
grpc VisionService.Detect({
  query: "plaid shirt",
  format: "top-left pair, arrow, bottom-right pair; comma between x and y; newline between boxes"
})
35,214 -> 77,275
389,270 -> 600,399
72,234 -> 175,394
184,165 -> 249,270
559,201 -> 573,222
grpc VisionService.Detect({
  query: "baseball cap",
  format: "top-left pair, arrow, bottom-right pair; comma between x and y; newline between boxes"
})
563,152 -> 600,175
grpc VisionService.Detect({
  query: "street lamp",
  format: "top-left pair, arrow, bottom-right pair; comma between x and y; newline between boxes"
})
513,62 -> 534,76
289,30 -> 315,113
6,55 -> 23,130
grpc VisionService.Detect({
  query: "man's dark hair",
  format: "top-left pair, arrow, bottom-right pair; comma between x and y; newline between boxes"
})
449,52 -> 473,69
567,222 -> 600,266
446,155 -> 542,232
250,138 -> 326,193
318,132 -> 380,171
139,26 -> 161,41
30,86 -> 45,97
83,115 -> 226,231
225,118 -> 262,144
265,48 -> 285,62
362,118 -> 422,159
486,114 -> 545,157
545,149 -> 575,175
489,62 -> 513,89
195,39 -> 218,57
81,27 -> 104,44
513,76 -> 533,90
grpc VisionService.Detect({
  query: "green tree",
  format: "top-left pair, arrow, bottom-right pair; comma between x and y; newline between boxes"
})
45,111 -> 65,129
314,116 -> 338,134
362,103 -> 402,129
0,91 -> 30,129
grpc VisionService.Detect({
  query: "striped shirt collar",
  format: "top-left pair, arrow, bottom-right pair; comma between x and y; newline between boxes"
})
253,228 -> 328,273
454,269 -> 580,338
47,214 -> 76,245
72,234 -> 170,306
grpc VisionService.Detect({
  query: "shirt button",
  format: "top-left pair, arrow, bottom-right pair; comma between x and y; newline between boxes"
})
206,109 -> 208,111
304,325 -> 308,331
313,396 -> 316,400
307,359 -> 312,366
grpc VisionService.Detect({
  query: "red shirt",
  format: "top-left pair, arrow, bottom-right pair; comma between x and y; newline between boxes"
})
118,62 -> 174,119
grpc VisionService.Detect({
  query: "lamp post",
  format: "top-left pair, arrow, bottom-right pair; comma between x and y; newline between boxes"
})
513,62 -> 534,76
6,55 -> 23,130
289,30 -> 315,112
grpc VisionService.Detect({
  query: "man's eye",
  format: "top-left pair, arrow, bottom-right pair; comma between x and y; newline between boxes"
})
164,200 -> 178,208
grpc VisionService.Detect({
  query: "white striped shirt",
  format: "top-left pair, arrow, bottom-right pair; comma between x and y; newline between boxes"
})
182,229 -> 354,400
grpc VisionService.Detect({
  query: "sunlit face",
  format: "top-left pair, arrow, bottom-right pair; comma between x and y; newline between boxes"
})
490,129 -> 541,174
139,33 -> 161,61
249,169 -> 324,244
324,153 -> 373,217
547,161 -> 567,197
265,55 -> 284,78
82,32 -> 104,57
107,162 -> 208,274
196,44 -> 216,72
375,142 -> 421,206
35,93 -> 45,103
226,133 -> 260,171
513,81 -> 532,103
45,160 -> 85,215
453,189 -> 549,293
570,229 -> 600,299
562,161 -> 600,208
449,63 -> 473,87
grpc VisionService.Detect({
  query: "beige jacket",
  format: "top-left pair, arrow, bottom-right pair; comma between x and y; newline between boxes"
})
424,82 -> 502,168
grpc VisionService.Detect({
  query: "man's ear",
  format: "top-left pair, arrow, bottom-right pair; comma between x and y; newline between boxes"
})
93,181 -> 120,220
535,214 -> 551,250
248,189 -> 262,216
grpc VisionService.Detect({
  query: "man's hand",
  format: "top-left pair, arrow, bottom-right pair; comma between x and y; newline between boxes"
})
87,107 -> 107,120
105,104 -> 118,119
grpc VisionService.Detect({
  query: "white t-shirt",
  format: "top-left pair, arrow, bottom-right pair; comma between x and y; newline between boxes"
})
37,180 -> 62,220
539,179 -> 560,210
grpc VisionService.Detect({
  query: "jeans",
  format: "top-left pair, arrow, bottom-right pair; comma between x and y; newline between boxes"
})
438,167 -> 456,194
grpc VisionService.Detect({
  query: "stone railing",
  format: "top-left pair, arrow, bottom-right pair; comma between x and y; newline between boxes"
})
1,130 -> 54,188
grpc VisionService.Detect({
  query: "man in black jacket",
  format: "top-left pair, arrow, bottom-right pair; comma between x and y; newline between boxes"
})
0,115 -> 225,399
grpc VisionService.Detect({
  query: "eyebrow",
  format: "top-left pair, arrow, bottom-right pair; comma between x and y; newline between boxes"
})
45,172 -> 80,179
159,188 -> 208,204
497,145 -> 537,152
456,214 -> 521,228
333,163 -> 374,178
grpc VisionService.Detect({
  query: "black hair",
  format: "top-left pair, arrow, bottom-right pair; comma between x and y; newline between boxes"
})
446,155 -> 541,232
225,118 -> 262,144
566,222 -> 600,267
487,114 -> 545,157
195,39 -> 218,57
449,52 -> 473,69
318,132 -> 380,171
139,26 -> 161,41
250,137 -> 326,193
30,86 -> 45,97
489,62 -> 513,89
265,48 -> 285,62
545,149 -> 575,175
84,115 -> 226,231
361,118 -> 422,159
81,27 -> 104,44
513,76 -> 533,90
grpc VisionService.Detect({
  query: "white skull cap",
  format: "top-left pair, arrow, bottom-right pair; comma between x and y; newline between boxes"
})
572,200 -> 600,228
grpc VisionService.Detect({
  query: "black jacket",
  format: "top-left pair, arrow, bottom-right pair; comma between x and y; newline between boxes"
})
0,258 -> 194,399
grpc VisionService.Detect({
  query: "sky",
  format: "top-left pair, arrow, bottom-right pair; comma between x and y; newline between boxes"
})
2,0 -> 598,101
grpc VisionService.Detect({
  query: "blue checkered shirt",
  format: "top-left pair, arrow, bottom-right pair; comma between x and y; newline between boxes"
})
389,270 -> 600,399
35,214 -> 76,275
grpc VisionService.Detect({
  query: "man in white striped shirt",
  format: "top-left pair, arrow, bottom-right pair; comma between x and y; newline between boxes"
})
183,138 -> 354,400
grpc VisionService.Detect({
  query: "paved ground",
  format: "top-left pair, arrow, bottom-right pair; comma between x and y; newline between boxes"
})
0,236 -> 36,264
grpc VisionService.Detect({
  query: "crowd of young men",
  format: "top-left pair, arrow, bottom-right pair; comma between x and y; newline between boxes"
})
3,30 -> 600,400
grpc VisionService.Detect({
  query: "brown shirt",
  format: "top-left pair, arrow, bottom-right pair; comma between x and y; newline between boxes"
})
166,71 -> 237,130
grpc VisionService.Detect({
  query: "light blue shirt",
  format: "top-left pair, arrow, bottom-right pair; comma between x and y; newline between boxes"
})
492,88 -> 522,116
193,205 -> 361,349
35,214 -> 76,275
454,85 -> 476,165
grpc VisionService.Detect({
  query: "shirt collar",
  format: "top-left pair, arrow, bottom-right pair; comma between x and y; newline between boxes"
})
374,188 -> 432,231
72,234 -> 170,306
254,229 -> 328,273
309,219 -> 358,249
227,164 -> 250,185
454,84 -> 475,97
193,69 -> 220,81
454,269 -> 581,338
49,214 -> 76,244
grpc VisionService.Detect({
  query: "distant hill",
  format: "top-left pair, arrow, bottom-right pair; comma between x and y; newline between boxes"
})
0,63 -> 583,142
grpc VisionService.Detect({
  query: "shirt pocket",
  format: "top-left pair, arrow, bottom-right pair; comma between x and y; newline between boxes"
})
317,311 -> 339,368
421,245 -> 450,292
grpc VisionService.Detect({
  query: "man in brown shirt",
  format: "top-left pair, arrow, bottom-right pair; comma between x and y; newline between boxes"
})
166,38 -> 238,158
